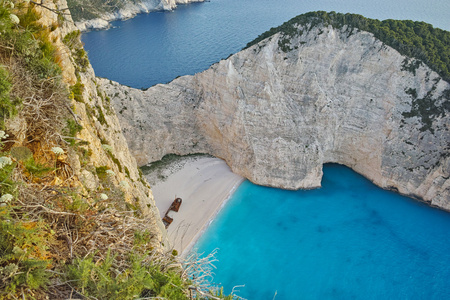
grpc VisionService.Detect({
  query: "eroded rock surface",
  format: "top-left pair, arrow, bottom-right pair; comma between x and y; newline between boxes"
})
100,24 -> 450,209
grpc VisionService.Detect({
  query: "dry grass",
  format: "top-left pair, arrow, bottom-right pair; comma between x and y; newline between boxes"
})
9,170 -> 163,298
8,59 -> 68,147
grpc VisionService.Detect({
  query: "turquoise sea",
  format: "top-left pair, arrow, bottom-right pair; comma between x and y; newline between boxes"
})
194,165 -> 450,299
81,1 -> 450,298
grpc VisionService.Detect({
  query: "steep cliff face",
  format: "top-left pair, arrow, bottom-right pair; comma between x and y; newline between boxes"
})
67,0 -> 206,31
8,0 -> 165,242
101,23 -> 450,210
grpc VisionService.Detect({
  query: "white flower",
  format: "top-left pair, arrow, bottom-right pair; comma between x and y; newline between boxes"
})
101,144 -> 113,153
0,131 -> 9,140
100,193 -> 108,200
120,180 -> 129,188
12,246 -> 24,255
9,14 -> 19,24
105,170 -> 115,176
0,156 -> 12,168
0,194 -> 13,203
51,147 -> 64,156
2,263 -> 18,277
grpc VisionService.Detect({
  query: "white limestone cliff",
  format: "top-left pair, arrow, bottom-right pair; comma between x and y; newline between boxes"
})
100,24 -> 450,210
74,0 -> 206,31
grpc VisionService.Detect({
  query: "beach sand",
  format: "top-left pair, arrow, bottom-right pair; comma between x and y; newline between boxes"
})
145,156 -> 244,255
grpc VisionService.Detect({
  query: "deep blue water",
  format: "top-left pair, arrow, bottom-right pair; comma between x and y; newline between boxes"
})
194,164 -> 450,299
82,0 -> 450,89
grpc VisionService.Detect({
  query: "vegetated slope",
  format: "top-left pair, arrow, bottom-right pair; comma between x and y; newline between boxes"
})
246,11 -> 450,83
0,1 -> 228,299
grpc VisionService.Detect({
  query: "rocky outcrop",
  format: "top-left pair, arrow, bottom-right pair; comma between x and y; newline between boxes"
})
25,0 -> 166,245
100,23 -> 450,210
70,0 -> 206,31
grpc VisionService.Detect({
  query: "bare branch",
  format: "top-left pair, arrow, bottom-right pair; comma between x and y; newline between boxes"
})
29,0 -> 71,16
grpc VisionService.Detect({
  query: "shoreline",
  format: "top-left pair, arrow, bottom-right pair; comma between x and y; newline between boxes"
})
182,175 -> 244,256
75,0 -> 207,32
144,155 -> 244,256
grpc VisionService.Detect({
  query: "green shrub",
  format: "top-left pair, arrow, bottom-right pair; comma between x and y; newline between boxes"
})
62,30 -> 81,48
0,159 -> 16,195
24,157 -> 53,178
0,66 -> 15,129
63,30 -> 89,72
133,230 -> 153,248
67,193 -> 90,213
402,85 -> 450,133
70,81 -> 84,102
63,128 -> 83,146
0,3 -> 14,34
97,107 -> 107,125
76,145 -> 92,167
245,11 -> 450,82
15,7 -> 61,79
106,151 -> 122,172
95,165 -> 109,179
0,216 -> 52,295
74,48 -> 90,71
64,118 -> 83,137
10,146 -> 33,162
67,250 -> 190,300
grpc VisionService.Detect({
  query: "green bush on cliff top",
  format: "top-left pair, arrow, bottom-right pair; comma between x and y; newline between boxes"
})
246,11 -> 450,83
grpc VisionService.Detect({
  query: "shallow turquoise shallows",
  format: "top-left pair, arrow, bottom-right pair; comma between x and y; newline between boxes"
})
194,164 -> 450,299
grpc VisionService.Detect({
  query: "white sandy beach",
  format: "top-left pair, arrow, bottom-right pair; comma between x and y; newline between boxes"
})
147,156 -> 244,255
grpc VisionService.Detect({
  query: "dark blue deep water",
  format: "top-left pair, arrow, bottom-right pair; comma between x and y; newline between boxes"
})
81,1 -> 450,298
195,165 -> 450,299
82,0 -> 450,89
